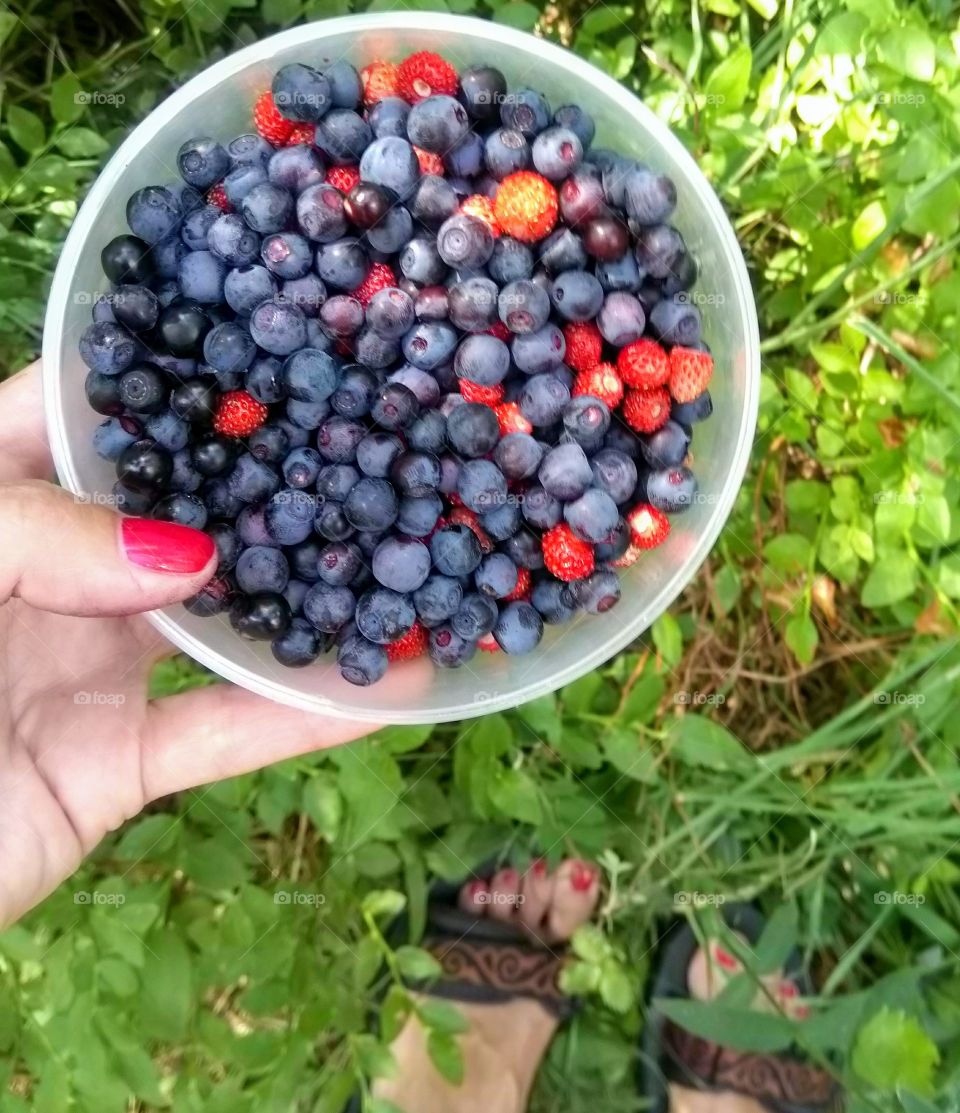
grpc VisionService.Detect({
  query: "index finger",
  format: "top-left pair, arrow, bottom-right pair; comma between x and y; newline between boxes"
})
0,361 -> 53,483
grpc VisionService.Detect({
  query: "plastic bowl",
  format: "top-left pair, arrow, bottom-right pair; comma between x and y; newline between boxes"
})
42,13 -> 759,724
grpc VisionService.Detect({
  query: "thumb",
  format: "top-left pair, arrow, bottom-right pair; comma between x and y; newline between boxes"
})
1,481 -> 217,617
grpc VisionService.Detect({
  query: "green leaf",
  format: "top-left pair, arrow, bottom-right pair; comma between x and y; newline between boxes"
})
745,0 -> 777,19
878,27 -> 937,82
394,945 -> 442,981
851,200 -> 886,250
50,74 -> 85,125
712,564 -> 742,615
704,45 -> 752,111
861,551 -> 918,607
139,930 -> 194,1040
785,611 -> 818,665
302,776 -> 342,842
352,1034 -> 396,1080
494,1 -> 540,29
362,889 -> 406,919
417,998 -> 469,1034
669,716 -> 749,771
851,1008 -> 939,1095
602,728 -> 657,781
570,923 -> 610,964
652,612 -> 683,667
599,959 -> 634,1013
620,671 -> 665,724
654,998 -> 796,1052
817,11 -> 868,54
488,767 -> 542,823
6,105 -> 45,152
114,812 -> 180,859
426,1030 -> 464,1084
763,533 -> 813,573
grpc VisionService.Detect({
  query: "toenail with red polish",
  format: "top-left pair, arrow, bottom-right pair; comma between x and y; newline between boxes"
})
501,868 -> 517,885
778,981 -> 798,998
794,1004 -> 811,1019
571,862 -> 595,892
713,945 -> 740,971
468,880 -> 487,896
532,858 -> 547,876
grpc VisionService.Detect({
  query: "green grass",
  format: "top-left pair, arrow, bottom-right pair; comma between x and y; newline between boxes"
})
2,0 -> 960,1109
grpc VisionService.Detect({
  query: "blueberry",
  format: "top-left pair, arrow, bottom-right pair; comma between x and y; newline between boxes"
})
79,321 -> 137,375
596,251 -> 642,293
86,369 -> 124,416
236,544 -> 289,594
549,269 -> 604,321
144,410 -> 190,452
372,382 -> 420,431
397,492 -> 443,536
279,348 -> 339,404
249,298 -> 308,356
227,133 -> 274,169
316,238 -> 368,289
323,60 -> 362,109
228,453 -> 281,503
354,327 -> 400,370
372,536 -> 432,592
93,416 -> 140,460
623,168 -> 677,225
532,127 -> 583,181
364,287 -> 414,341
428,625 -> 477,668
315,109 -> 372,165
272,618 -> 323,667
457,459 -> 507,514
413,574 -> 463,627
474,553 -> 519,599
402,320 -> 458,370
201,477 -> 243,519
117,438 -> 172,493
317,463 -> 361,502
596,152 -> 635,208
661,251 -> 699,296
558,172 -> 606,227
259,231 -> 313,280
272,63 -> 331,122
500,89 -> 550,138
359,136 -> 420,199
355,587 -> 416,644
202,321 -> 255,374
283,578 -> 311,615
649,295 -> 701,346
184,575 -> 233,616
409,175 -> 459,226
152,234 -> 189,280
494,432 -> 543,480
452,592 -> 498,639
460,65 -> 507,121
224,264 -> 277,314
553,105 -> 595,150
239,181 -> 292,235
223,163 -> 269,209
499,279 -> 550,335
487,239 -> 533,287
590,449 -> 639,504
430,524 -> 482,577
286,397 -> 330,430
316,415 -> 365,462
437,214 -> 494,269
314,500 -> 354,541
331,366 -> 378,418
448,277 -> 499,333
539,228 -> 587,275
267,145 -> 325,192
444,131 -> 484,178
126,186 -> 180,244
176,251 -> 224,304
446,403 -> 500,458
368,96 -> 411,138
407,95 -> 470,153
296,183 -> 348,243
582,214 -> 630,263
481,501 -> 521,541
531,578 -> 576,624
207,521 -> 242,573
604,424 -> 642,459
366,206 -> 414,254
641,420 -> 691,469
646,465 -> 698,513
317,541 -> 363,587
569,570 -> 621,614
501,530 -> 544,571
484,128 -> 530,179
118,363 -> 168,414
192,434 -> 237,477
522,484 -> 562,529
388,452 -> 440,498
101,235 -> 153,285
519,373 -> 570,426
177,136 -> 229,190
563,395 -> 611,445
112,481 -> 156,516
494,601 -> 543,654
399,236 -> 447,285
511,324 -> 566,374
406,410 -> 447,454
321,294 -> 365,338
635,225 -> 686,280
671,390 -> 712,425
539,442 -> 593,501
389,365 -> 442,408
337,632 -> 388,685
453,333 -> 509,386
344,476 -> 399,530
563,488 -> 619,543
356,432 -> 405,478
302,581 -> 354,632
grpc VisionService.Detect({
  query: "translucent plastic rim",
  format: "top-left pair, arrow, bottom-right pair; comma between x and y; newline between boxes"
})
42,12 -> 760,723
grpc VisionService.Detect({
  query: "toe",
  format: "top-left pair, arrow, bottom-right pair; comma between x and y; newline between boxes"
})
488,867 -> 521,922
687,936 -> 745,1001
546,859 -> 600,941
518,858 -> 553,938
458,878 -> 490,915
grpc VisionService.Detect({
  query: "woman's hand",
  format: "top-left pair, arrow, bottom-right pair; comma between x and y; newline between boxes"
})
0,362 -> 376,926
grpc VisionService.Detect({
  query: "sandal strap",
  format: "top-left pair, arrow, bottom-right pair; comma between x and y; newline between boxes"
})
662,1021 -> 843,1113
424,933 -> 576,1020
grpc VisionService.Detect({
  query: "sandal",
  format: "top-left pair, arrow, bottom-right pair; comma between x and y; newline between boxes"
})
640,903 -> 844,1113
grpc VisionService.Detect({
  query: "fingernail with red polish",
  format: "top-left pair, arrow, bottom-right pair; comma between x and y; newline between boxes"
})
571,861 -> 595,892
713,945 -> 740,971
121,518 -> 215,574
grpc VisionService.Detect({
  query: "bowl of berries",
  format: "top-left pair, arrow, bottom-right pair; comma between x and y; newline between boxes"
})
43,13 -> 759,724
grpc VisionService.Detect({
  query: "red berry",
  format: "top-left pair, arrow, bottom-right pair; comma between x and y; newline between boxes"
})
626,504 -> 670,550
494,172 -> 558,243
352,262 -> 396,308
206,182 -> 231,212
623,386 -> 671,433
504,566 -> 531,602
543,524 -> 594,582
386,621 -> 428,661
618,338 -> 669,389
253,90 -> 293,145
361,61 -> 399,107
213,391 -> 268,438
485,320 -> 511,342
563,321 -> 603,373
610,543 -> 643,568
413,146 -> 444,175
461,194 -> 500,235
397,51 -> 459,104
447,506 -> 494,553
460,380 -> 505,405
668,346 -> 714,403
573,362 -> 624,409
284,123 -> 315,147
494,402 -> 533,436
325,165 -> 361,193
477,632 -> 500,653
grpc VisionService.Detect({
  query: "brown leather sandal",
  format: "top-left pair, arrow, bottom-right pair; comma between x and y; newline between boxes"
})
640,904 -> 844,1113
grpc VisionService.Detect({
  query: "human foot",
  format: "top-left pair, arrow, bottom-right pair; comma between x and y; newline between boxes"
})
373,858 -> 601,1113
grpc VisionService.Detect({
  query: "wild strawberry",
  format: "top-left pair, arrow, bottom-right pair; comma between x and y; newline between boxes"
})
617,337 -> 669,389
352,262 -> 396,307
386,621 -> 428,661
253,90 -> 293,145
543,523 -> 594,582
485,320 -> 511,342
504,566 -> 531,601
494,172 -> 558,243
623,386 -> 671,433
397,51 -> 459,104
460,380 -> 505,405
563,321 -> 603,373
360,60 -> 399,107
610,543 -> 643,568
285,123 -> 315,147
447,506 -> 493,553
461,194 -> 500,235
668,346 -> 714,403
477,632 -> 501,653
214,391 -> 268,437
495,402 -> 533,435
627,504 -> 670,550
573,362 -> 623,408
413,146 -> 444,175
206,182 -> 231,212
325,165 -> 361,193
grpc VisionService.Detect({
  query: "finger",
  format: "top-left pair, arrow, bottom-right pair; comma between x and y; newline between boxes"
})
141,683 -> 380,800
0,481 -> 216,616
0,362 -> 53,482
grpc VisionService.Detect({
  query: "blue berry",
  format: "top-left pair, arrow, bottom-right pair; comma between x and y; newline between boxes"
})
641,420 -> 691,469
272,63 -> 331,122
296,184 -> 348,243
413,575 -> 462,628
144,410 -> 190,452
287,398 -> 331,430
563,487 -> 619,543
268,145 -> 325,192
261,231 -> 313,279
481,501 -> 521,541
671,390 -> 712,425
356,432 -> 404,478
372,382 -> 420,431
446,403 -> 500,457
367,287 -> 416,340
437,214 -> 494,269
494,433 -> 543,481
368,96 -> 411,138
317,541 -> 362,587
304,582 -> 356,632
549,269 -> 603,321
208,213 -> 260,265
453,333 -> 510,386
511,324 -> 566,374
265,488 -> 316,545
330,366 -> 377,418
272,618 -> 323,667
500,89 -> 550,138
539,228 -> 588,275
390,365 -> 441,408
539,443 -> 593,501
354,327 -> 400,370
314,500 -> 353,541
79,321 -> 136,375
596,251 -> 642,293
519,373 -> 570,427
448,277 -> 498,333
568,570 -> 621,614
323,61 -> 362,109
501,530 -> 544,570
397,492 -> 443,536
344,476 -> 399,530
635,224 -> 686,279
241,182 -> 293,234
337,632 -> 388,686
430,524 -> 482,577
406,411 -> 447,455
532,127 -> 582,181
499,279 -> 551,335
553,105 -> 595,150
391,451 -> 442,496
283,579 -> 311,615
236,544 -> 290,594
230,593 -> 291,640
316,415 -> 365,462
590,449 -> 639,504
494,601 -> 544,654
372,536 -> 431,592
228,453 -> 281,503
94,416 -> 140,460
409,175 -> 459,226
224,265 -> 277,314
178,251 -> 226,303
563,395 -> 611,446
227,133 -> 274,168
356,587 -> 416,644
180,204 -> 219,251
474,553 -> 519,599
457,459 -> 507,513
452,592 -> 498,638
177,136 -> 228,190
316,110 -> 373,164
359,136 -> 420,199
126,186 -> 180,244
429,624 -> 477,668
484,128 -> 530,179
366,206 -> 414,254
597,292 -> 645,346
488,237 -> 534,284
223,162 -> 269,208
399,236 -> 447,285
445,132 -> 484,178
316,238 -> 368,288
203,321 -> 256,373
249,298 -> 308,356
316,463 -> 360,502
283,348 -> 340,402
118,364 -> 168,413
649,294 -> 701,347
531,578 -> 576,624
623,168 -> 677,225
645,465 -> 698,513
402,321 -> 458,370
